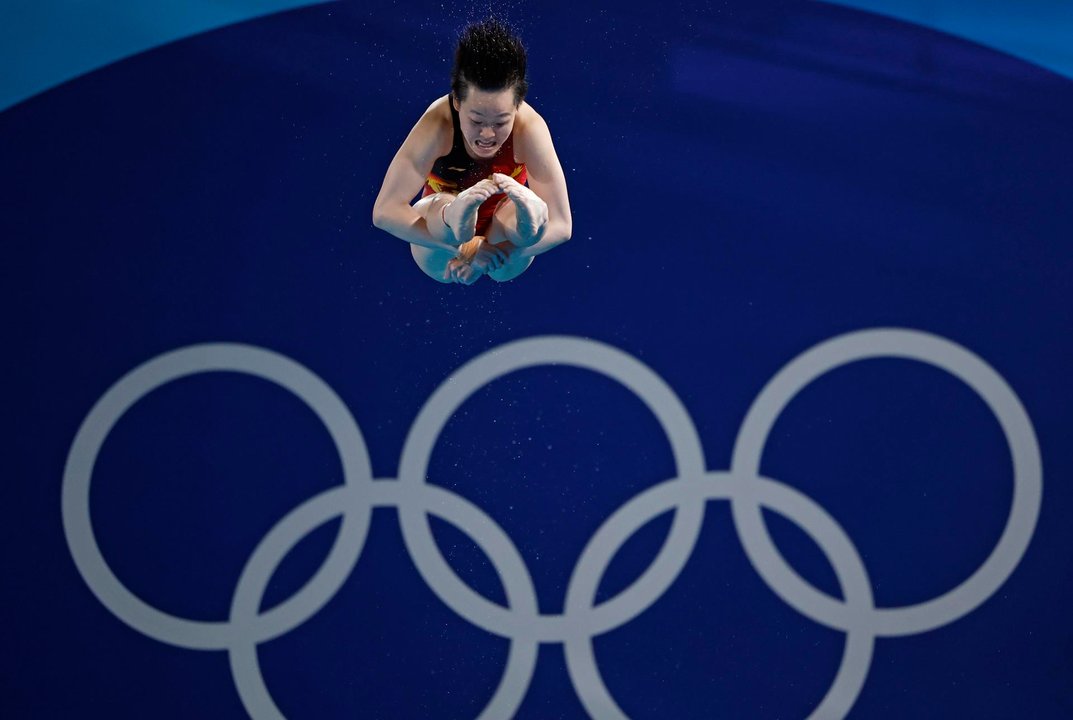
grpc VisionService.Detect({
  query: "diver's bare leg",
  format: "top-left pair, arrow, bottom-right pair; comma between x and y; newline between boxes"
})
484,204 -> 535,283
411,179 -> 520,283
410,193 -> 459,283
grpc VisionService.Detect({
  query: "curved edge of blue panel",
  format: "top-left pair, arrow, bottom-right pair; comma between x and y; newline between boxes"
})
3,1 -> 1071,114
818,0 -> 1073,81
0,0 -> 333,112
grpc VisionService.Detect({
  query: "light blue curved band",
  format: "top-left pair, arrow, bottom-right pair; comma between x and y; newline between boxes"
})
818,0 -> 1073,81
0,0 -> 332,112
1,0 -> 1070,113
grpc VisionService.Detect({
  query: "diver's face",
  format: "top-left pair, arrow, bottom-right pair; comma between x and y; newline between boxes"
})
454,85 -> 518,159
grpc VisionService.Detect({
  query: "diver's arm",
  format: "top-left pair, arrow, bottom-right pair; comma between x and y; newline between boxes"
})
511,109 -> 572,258
372,100 -> 457,252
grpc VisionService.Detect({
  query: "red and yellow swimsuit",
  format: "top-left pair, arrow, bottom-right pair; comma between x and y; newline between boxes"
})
422,102 -> 527,237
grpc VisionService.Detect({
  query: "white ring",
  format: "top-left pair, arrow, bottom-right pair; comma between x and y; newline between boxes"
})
563,473 -> 875,720
63,329 -> 1042,719
225,483 -> 538,720
61,343 -> 375,649
396,336 -> 706,641
730,328 -> 1042,636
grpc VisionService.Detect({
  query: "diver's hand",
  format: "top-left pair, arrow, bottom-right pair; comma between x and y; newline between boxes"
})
458,236 -> 510,271
444,257 -> 482,285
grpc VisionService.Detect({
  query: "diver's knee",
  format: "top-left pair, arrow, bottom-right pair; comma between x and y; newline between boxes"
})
489,256 -> 534,282
411,244 -> 454,283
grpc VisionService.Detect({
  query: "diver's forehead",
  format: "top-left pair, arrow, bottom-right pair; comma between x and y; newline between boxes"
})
461,87 -> 516,116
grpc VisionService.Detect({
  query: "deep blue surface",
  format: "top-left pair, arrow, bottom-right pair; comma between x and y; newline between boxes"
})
3,1 -> 1072,718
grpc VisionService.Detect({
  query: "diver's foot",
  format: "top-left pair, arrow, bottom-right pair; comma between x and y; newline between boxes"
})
494,173 -> 548,246
443,179 -> 498,244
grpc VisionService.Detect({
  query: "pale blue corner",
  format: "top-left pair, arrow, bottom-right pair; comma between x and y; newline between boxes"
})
0,0 -> 333,112
818,0 -> 1073,81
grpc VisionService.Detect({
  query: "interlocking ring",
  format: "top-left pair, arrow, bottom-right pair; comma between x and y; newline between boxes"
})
62,329 -> 1042,719
61,344 -> 376,650
729,329 -> 1042,636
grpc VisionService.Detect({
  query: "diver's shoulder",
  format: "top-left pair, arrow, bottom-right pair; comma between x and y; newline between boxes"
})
423,95 -> 454,125
517,100 -> 541,123
516,101 -> 551,135
415,95 -> 454,155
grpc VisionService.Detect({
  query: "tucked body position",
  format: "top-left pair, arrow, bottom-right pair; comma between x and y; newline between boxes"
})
372,18 -> 572,284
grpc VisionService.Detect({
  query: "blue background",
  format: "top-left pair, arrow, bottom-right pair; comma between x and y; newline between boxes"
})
3,1 -> 1072,717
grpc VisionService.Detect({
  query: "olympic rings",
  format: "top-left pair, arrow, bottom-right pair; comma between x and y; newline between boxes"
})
61,329 -> 1041,718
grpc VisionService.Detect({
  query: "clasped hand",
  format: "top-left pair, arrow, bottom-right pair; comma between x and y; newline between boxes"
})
444,236 -> 511,284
